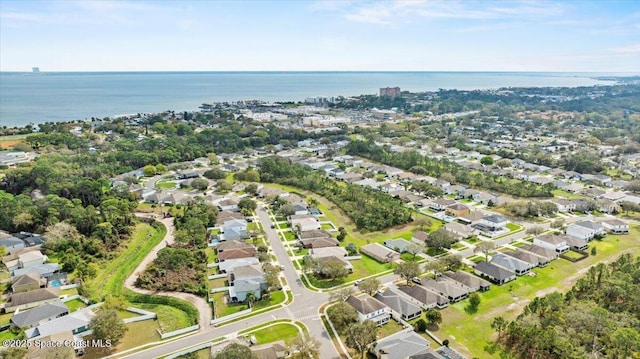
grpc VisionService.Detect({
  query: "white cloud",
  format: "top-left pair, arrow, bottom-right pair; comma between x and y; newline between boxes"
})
610,43 -> 640,53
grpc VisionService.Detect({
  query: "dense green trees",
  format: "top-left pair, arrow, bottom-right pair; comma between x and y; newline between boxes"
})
90,309 -> 127,346
498,254 -> 640,358
259,156 -> 411,232
346,140 -> 553,198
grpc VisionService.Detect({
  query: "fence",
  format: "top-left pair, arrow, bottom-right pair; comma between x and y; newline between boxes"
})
208,273 -> 226,280
122,307 -> 157,324
210,287 -> 230,293
211,308 -> 252,326
158,324 -> 200,340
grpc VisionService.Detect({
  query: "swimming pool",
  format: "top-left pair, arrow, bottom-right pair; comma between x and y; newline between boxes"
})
50,279 -> 63,287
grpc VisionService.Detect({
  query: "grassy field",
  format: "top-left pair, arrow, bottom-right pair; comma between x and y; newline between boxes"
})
156,177 -> 177,190
83,320 -> 161,359
252,323 -> 300,344
435,225 -> 640,358
65,298 -> 88,312
551,189 -> 586,199
213,290 -> 286,317
0,134 -> 28,149
85,221 -> 167,300
134,303 -> 191,332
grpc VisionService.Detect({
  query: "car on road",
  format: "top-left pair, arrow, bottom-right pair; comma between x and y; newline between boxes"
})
354,279 -> 363,286
279,265 -> 285,270
412,277 -> 422,284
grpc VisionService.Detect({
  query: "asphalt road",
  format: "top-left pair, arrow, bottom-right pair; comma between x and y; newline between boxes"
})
122,205 -> 339,359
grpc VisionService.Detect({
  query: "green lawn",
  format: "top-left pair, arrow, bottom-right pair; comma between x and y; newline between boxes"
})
0,331 -> 17,341
83,320 -> 161,359
377,319 -> 405,340
452,242 -> 466,250
156,177 -> 177,190
85,222 -> 166,300
435,225 -> 640,358
252,323 -> 300,344
206,247 -> 217,263
133,303 -> 191,332
505,222 -> 520,231
296,248 -> 309,256
0,312 -> 13,325
551,189 -> 586,199
283,231 -> 296,241
208,278 -> 227,288
465,237 -> 480,244
400,253 -> 421,262
65,298 -> 87,312
213,291 -> 286,317
321,223 -> 336,230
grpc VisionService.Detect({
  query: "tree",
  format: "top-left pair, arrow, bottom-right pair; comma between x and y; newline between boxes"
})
439,254 -> 462,271
263,264 -> 281,291
424,308 -> 442,326
491,316 -> 507,340
414,318 -> 428,332
496,158 -> 511,168
480,156 -> 494,165
329,287 -> 354,302
414,217 -> 432,231
590,246 -> 597,256
244,183 -> 259,196
337,226 -> 347,242
345,320 -> 378,358
327,301 -> 358,334
75,261 -> 98,282
394,261 -> 421,285
345,242 -> 358,256
610,327 -> 640,358
319,260 -> 349,281
215,179 -> 233,193
358,277 -> 380,295
426,229 -> 456,250
406,243 -> 423,259
143,164 -> 157,176
245,291 -> 258,309
238,198 -> 257,213
190,178 -> 209,191
90,309 -> 127,346
424,259 -> 446,277
468,292 -> 481,311
307,196 -> 319,208
213,343 -> 257,359
526,226 -> 544,235
474,241 -> 496,262
289,332 -> 320,359
204,168 -> 226,180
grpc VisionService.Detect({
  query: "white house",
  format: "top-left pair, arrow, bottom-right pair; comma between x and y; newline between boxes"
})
601,219 -> 629,234
290,217 -> 321,232
345,295 -> 391,326
566,221 -> 605,242
221,219 -> 248,241
533,234 -> 570,254
480,215 -> 508,230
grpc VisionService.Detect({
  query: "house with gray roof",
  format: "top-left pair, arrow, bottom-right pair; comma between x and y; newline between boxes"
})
564,236 -> 588,251
227,264 -> 266,303
218,257 -> 260,273
345,295 -> 391,326
442,271 -> 491,292
420,277 -> 470,302
0,233 -> 25,254
11,300 -> 69,328
371,330 -> 432,359
383,239 -> 414,254
444,222 -> 476,239
11,273 -> 45,293
5,288 -> 60,312
361,243 -> 401,263
12,263 -> 60,279
24,307 -> 94,340
509,249 -> 549,267
398,285 -> 449,309
474,261 -> 515,285
490,253 -> 533,275
566,221 -> 605,241
520,244 -> 559,261
374,289 -> 422,321
601,219 -> 629,234
220,219 -> 248,241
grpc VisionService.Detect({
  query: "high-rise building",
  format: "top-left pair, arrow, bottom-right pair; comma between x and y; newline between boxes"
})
379,87 -> 400,97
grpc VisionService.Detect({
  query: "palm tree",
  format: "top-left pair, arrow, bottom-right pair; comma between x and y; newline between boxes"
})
245,291 -> 258,309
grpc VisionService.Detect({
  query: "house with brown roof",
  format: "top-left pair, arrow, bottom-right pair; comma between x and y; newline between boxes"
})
11,273 -> 45,293
458,211 -> 485,225
445,203 -> 470,217
300,237 -> 340,249
217,247 -> 256,262
411,231 -> 429,244
398,285 -> 449,309
4,288 -> 60,312
251,340 -> 288,359
345,294 -> 391,326
360,243 -> 400,263
429,198 -> 456,211
442,271 -> 491,292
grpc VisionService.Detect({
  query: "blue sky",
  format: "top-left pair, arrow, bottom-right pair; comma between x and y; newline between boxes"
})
1,0 -> 639,72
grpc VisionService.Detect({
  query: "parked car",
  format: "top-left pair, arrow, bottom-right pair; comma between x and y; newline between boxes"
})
354,279 -> 364,286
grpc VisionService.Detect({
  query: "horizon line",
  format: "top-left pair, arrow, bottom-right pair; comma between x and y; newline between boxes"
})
2,70 -> 639,74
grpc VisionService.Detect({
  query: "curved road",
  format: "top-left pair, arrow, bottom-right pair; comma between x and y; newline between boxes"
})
126,214 -> 213,328
122,205 -> 340,359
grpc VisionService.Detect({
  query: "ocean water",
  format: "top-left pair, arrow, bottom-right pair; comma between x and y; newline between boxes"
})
0,71 -> 621,127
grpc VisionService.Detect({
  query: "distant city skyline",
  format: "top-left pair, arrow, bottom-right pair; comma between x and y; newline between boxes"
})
1,0 -> 639,72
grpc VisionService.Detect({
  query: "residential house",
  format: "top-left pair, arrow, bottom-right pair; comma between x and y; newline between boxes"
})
534,234 -> 570,254
371,331 -> 432,359
445,204 -> 470,217
289,216 -> 321,232
345,295 -> 391,326
480,215 -> 508,230
473,192 -> 497,205
250,340 -> 288,359
411,231 -> 429,244
597,199 -> 620,214
442,271 -> 491,292
520,244 -> 559,261
444,222 -> 475,239
474,261 -> 516,285
361,243 -> 401,263
13,232 -> 45,248
217,246 -> 256,262
24,307 -> 94,340
220,219 -> 248,241
490,253 -> 533,275
383,239 -> 414,254
11,300 -> 69,328
315,255 -> 353,274
601,219 -> 629,234
552,198 -> 576,213
458,211 -> 485,225
11,273 -> 45,293
227,264 -> 266,302
18,251 -> 47,270
566,221 -> 605,241
444,185 -> 466,196
374,289 -> 422,321
0,232 -> 25,254
398,285 -> 449,309
218,257 -> 260,273
12,263 -> 60,279
429,198 -> 456,211
292,203 -> 309,215
420,277 -> 470,302
509,249 -> 550,267
216,211 -> 244,224
217,199 -> 240,212
4,288 -> 60,312
564,236 -> 589,251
